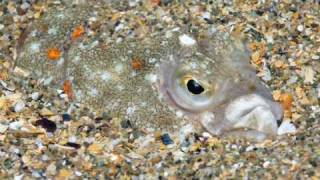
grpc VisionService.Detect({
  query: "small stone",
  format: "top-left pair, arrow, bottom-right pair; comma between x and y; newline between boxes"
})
31,92 -> 40,100
40,108 -> 55,116
46,162 -> 57,175
75,171 -> 82,176
14,174 -> 24,180
9,121 -> 23,131
0,124 -> 8,133
65,142 -> 81,149
87,143 -> 103,154
62,113 -> 71,121
58,169 -> 72,178
160,133 -> 174,145
179,34 -> 196,46
68,136 -> 77,143
277,121 -> 297,135
13,67 -> 30,77
31,171 -> 41,178
302,66 -> 315,84
297,25 -> 304,32
120,119 -> 132,129
311,55 -> 319,60
263,161 -> 271,168
35,118 -> 57,133
14,100 -> 25,112
150,156 -> 162,165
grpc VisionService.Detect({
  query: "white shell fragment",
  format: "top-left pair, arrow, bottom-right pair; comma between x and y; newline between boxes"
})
277,121 -> 297,135
179,34 -> 196,46
14,100 -> 26,112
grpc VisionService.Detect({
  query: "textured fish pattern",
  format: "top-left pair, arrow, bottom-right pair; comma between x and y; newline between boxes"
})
15,5 -> 283,141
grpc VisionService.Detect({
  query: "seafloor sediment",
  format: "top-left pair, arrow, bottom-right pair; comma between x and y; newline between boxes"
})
0,0 -> 319,179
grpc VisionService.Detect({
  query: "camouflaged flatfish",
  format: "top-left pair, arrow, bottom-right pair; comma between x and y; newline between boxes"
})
15,4 -> 283,141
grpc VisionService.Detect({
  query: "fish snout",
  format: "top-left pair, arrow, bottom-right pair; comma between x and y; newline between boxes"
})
224,94 -> 283,136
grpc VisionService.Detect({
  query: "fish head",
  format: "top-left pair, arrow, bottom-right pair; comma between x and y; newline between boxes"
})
157,32 -> 283,138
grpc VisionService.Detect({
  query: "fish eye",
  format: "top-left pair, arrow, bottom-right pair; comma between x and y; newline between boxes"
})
186,79 -> 205,95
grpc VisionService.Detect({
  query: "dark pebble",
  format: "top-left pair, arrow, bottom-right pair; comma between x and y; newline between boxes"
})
276,119 -> 282,127
120,119 -> 132,129
65,142 -> 81,149
95,117 -> 103,123
35,118 -> 57,133
160,0 -> 172,6
62,113 -> 71,121
160,133 -> 174,145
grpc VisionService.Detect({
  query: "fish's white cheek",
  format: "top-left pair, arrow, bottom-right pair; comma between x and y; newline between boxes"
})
199,112 -> 224,136
225,94 -> 278,135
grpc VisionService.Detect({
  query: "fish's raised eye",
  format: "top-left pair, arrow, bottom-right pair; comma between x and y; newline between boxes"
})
186,79 -> 204,95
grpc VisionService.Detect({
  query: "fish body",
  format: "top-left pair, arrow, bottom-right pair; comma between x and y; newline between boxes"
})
16,5 -> 282,141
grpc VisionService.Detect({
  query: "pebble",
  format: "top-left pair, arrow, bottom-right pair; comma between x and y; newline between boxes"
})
35,118 -> 57,133
68,136 -> 77,143
120,119 -> 132,129
160,133 -> 174,145
31,92 -> 40,100
65,142 -> 81,149
0,124 -> 9,133
62,113 -> 71,121
9,121 -> 23,131
46,162 -> 57,176
263,161 -> 271,168
297,25 -> 304,32
14,100 -> 25,112
13,67 -> 30,77
14,174 -> 24,180
311,55 -> 319,60
40,108 -> 55,116
179,34 -> 196,46
277,121 -> 297,135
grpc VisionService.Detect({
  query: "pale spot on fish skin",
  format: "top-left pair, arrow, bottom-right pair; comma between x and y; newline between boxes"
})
88,41 -> 99,49
55,13 -> 65,19
88,88 -> 98,97
175,110 -> 184,118
148,58 -> 157,64
99,71 -> 112,81
30,30 -> 37,37
57,57 -> 64,66
144,73 -> 157,83
117,85 -> 125,91
114,63 -> 124,74
126,106 -> 136,116
140,102 -> 147,107
48,28 -> 57,35
131,72 -> 137,77
189,62 -> 198,69
29,42 -> 41,53
73,56 -> 80,63
78,42 -> 85,49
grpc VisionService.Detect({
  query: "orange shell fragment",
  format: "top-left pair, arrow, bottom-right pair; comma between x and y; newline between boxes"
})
279,93 -> 293,118
147,0 -> 160,8
71,25 -> 85,41
131,57 -> 144,70
46,48 -> 61,60
62,80 -> 73,99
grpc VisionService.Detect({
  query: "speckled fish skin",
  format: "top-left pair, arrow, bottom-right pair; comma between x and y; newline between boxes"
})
16,5 -> 283,140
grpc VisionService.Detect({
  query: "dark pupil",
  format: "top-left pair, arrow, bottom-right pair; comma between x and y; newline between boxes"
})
187,79 -> 204,95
